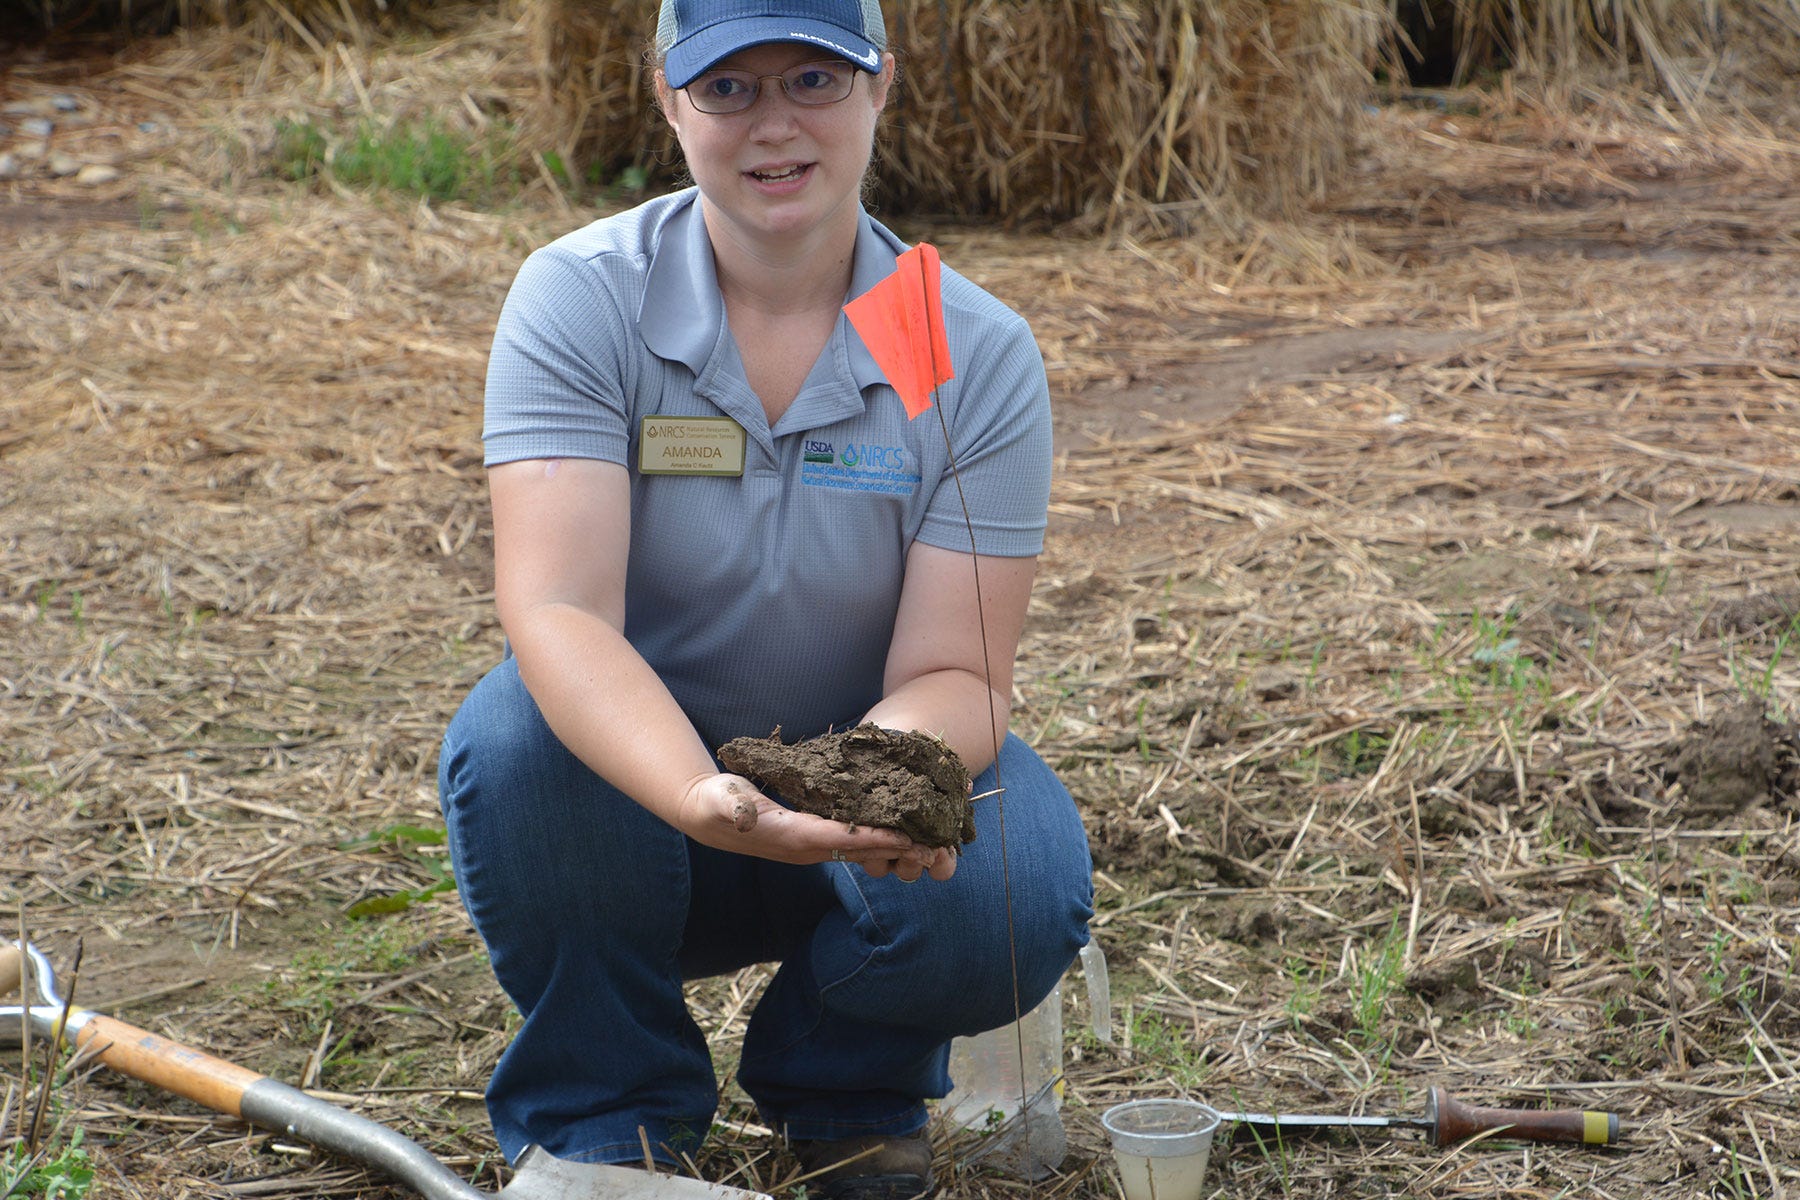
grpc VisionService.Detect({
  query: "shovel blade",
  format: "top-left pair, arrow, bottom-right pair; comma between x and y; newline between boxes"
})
499,1148 -> 771,1200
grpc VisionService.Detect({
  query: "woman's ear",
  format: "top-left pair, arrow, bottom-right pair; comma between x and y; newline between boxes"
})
869,53 -> 896,113
653,69 -> 680,132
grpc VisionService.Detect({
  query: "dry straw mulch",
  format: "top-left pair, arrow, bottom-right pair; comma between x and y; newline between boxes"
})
1421,0 -> 1800,119
3,7 -> 1800,1200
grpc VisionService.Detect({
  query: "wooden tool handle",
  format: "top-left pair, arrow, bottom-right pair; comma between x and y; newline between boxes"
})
4,944 -> 262,1119
72,1014 -> 264,1119
1431,1087 -> 1619,1146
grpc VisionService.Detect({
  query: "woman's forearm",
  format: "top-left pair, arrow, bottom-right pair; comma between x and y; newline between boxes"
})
862,666 -> 1011,776
508,602 -> 718,824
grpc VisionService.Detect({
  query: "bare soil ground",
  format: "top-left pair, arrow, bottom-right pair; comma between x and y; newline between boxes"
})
4,14 -> 1800,1200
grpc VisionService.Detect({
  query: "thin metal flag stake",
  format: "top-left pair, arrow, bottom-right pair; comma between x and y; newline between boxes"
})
909,251 -> 1034,1178
845,245 -> 1040,1183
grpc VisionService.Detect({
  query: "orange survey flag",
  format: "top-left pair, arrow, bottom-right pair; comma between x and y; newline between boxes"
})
843,243 -> 953,419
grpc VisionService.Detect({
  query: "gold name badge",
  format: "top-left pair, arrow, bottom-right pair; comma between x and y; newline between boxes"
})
638,416 -> 746,476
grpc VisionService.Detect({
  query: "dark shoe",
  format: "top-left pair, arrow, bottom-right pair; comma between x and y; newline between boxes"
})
794,1132 -> 934,1200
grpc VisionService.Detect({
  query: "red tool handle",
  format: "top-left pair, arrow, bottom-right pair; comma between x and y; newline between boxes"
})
1431,1087 -> 1620,1146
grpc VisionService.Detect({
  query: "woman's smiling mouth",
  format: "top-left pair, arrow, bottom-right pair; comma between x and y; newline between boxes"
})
749,163 -> 810,183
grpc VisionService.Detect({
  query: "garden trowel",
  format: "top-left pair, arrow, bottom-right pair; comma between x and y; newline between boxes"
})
1224,1086 -> 1620,1146
0,942 -> 768,1200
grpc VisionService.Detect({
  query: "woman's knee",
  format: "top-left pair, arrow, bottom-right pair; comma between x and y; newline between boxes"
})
441,659 -> 555,800
439,659 -> 674,928
829,743 -> 1092,1033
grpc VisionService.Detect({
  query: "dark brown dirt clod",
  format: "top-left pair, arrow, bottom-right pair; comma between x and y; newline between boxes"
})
1666,700 -> 1800,819
717,725 -> 975,849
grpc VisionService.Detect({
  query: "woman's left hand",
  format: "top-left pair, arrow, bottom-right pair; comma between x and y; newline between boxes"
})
859,845 -> 959,883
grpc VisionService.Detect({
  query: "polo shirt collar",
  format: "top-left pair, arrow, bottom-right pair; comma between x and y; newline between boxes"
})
639,192 -> 721,374
639,192 -> 907,398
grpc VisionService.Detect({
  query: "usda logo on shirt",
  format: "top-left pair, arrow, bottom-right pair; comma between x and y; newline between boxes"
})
799,439 -> 920,497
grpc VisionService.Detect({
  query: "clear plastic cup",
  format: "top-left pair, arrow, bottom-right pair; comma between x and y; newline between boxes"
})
1100,1099 -> 1221,1200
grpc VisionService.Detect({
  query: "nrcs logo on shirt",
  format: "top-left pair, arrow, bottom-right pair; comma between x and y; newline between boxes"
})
799,440 -> 920,497
838,443 -> 906,470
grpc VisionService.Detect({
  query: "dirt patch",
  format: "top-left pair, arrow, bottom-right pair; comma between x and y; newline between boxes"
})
1677,503 -> 1800,535
1051,325 -> 1476,450
717,725 -> 976,849
0,196 -> 146,230
1703,589 -> 1800,635
1665,700 -> 1800,820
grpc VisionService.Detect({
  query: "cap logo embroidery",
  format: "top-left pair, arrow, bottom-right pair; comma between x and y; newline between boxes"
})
786,30 -> 879,67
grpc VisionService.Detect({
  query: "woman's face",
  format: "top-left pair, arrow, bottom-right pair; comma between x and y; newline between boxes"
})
658,41 -> 893,248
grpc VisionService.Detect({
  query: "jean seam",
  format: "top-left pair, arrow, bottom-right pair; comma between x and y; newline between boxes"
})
742,864 -> 886,1067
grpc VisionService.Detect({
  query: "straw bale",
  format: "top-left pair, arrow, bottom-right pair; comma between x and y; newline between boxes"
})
1413,1 -> 1800,117
517,0 -> 672,188
16,0 -> 429,39
883,0 -> 1388,229
517,0 -> 1390,229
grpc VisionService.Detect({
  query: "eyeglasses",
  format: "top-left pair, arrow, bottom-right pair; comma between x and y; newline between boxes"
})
683,59 -> 859,115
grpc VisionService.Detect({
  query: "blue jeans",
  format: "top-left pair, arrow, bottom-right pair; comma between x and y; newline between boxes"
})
438,658 -> 1094,1166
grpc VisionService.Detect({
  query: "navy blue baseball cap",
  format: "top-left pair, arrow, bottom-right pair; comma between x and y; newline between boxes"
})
656,0 -> 887,89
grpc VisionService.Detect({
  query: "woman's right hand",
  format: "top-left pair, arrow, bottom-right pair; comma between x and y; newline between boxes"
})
674,772 -> 952,881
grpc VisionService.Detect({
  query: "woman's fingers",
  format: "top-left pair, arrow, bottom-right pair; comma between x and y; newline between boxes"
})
830,843 -> 946,883
725,779 -> 758,832
688,776 -> 950,876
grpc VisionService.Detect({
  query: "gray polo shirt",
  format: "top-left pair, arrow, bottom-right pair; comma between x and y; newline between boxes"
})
483,188 -> 1052,748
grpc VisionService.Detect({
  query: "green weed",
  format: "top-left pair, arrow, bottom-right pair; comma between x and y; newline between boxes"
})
274,118 -> 328,181
33,582 -> 57,622
262,920 -> 423,1030
0,1130 -> 95,1199
1725,612 -> 1800,715
1413,609 -> 1562,732
273,116 -> 521,204
1283,958 -> 1321,1025
1714,1143 -> 1757,1200
1352,913 -> 1408,1047
1336,728 -> 1390,775
1124,1009 -> 1210,1089
339,823 -> 457,918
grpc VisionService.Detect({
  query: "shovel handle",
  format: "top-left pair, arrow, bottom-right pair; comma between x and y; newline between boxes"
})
73,1014 -> 263,1118
1,944 -> 263,1118
2,944 -> 484,1199
1431,1087 -> 1619,1146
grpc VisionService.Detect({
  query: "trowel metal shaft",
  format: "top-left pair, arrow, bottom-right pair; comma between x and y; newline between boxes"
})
1223,1087 -> 1620,1147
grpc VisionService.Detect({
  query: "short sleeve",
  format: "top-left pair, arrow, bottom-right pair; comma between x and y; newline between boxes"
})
915,305 -> 1053,558
483,245 -> 637,467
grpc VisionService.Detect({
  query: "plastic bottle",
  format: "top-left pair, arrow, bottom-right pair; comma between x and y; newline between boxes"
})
942,983 -> 1067,1179
942,940 -> 1111,1179
1080,939 -> 1112,1046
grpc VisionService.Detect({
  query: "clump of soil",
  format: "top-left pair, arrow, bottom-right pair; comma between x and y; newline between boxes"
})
717,725 -> 976,849
1406,956 -> 1483,1011
1704,590 -> 1800,635
1664,700 -> 1800,820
